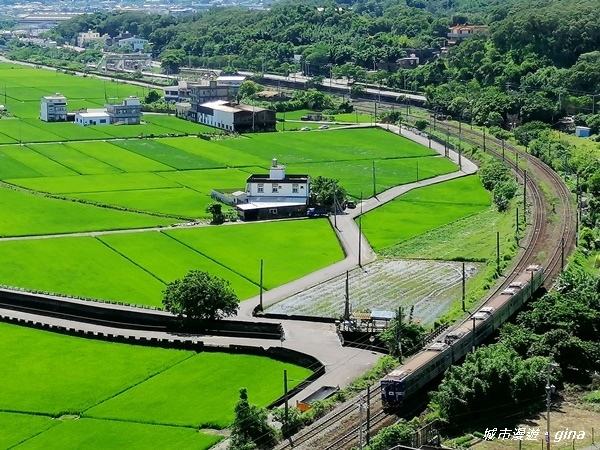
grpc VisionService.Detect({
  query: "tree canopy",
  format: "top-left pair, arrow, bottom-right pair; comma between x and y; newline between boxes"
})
162,270 -> 239,321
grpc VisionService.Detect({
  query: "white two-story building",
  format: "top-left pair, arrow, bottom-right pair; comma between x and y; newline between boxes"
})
237,159 -> 310,221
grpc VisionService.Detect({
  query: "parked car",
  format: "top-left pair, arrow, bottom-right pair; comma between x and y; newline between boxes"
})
318,125 -> 329,130
300,127 -> 311,131
346,200 -> 357,209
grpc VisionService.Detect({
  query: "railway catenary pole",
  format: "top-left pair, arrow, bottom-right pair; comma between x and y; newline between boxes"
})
358,192 -> 363,267
523,170 -> 528,222
397,306 -> 403,363
516,208 -> 519,244
472,317 -> 476,353
366,386 -> 371,445
483,127 -> 486,152
545,363 -> 557,450
462,262 -> 466,312
496,231 -> 501,275
561,237 -> 565,271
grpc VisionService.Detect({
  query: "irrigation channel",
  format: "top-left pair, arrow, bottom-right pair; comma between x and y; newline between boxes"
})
273,118 -> 576,449
0,100 -> 576,449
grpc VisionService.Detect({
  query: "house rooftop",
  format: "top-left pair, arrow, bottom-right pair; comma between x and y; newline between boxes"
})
247,174 -> 309,183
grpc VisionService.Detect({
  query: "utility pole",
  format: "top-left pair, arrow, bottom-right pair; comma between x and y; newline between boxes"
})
358,192 -> 363,267
366,386 -> 371,445
259,259 -> 264,310
502,139 -> 505,160
516,208 -> 519,243
284,369 -> 289,438
344,270 -> 350,321
523,170 -> 527,222
483,127 -> 486,152
496,231 -> 500,275
372,161 -> 376,198
516,153 -> 519,181
472,317 -> 476,353
545,363 -> 557,450
416,161 -> 419,182
397,306 -> 403,363
462,262 -> 466,311
561,237 -> 565,271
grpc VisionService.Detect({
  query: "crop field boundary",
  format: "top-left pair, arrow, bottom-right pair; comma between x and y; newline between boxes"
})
161,232 -> 261,288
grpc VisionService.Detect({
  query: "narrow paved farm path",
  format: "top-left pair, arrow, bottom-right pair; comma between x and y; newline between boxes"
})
0,124 -> 477,404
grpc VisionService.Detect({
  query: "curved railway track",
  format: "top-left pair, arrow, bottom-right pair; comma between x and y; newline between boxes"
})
279,107 -> 576,450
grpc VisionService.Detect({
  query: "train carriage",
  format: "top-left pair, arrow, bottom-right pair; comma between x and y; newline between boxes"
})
381,265 -> 544,407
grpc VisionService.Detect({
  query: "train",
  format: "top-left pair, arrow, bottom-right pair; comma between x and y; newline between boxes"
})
381,264 -> 544,407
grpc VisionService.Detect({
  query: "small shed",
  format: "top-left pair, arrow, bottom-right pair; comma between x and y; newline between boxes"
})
231,191 -> 248,204
575,126 -> 591,137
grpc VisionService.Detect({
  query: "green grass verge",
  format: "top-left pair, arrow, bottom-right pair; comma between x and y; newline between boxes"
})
86,352 -> 311,428
0,186 -> 174,237
362,175 -> 491,251
15,418 -> 221,450
0,236 -> 168,304
380,204 -> 517,262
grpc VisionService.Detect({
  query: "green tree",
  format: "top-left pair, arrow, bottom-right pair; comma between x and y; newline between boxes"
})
162,270 -> 239,321
238,81 -> 262,99
379,316 -> 425,360
479,160 -> 509,191
205,202 -> 225,224
365,420 -> 417,450
144,90 -> 161,104
309,176 -> 347,211
230,388 -> 277,450
414,119 -> 428,131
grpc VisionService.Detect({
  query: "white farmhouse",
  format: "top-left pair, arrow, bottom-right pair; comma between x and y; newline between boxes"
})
40,93 -> 67,122
237,158 -> 310,221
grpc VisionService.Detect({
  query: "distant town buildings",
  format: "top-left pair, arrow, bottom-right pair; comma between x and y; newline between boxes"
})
40,93 -> 67,122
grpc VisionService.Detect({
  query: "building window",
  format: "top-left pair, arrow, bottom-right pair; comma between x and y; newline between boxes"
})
269,208 -> 278,214
257,183 -> 264,193
100,119 -> 106,124
292,184 -> 299,194
272,184 -> 278,193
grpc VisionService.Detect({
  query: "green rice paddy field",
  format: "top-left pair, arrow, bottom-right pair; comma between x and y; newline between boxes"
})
0,322 -> 311,449
1,128 -> 456,222
361,175 -> 492,251
0,220 -> 344,305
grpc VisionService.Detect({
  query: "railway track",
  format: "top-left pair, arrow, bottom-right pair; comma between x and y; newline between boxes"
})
279,108 -> 576,449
